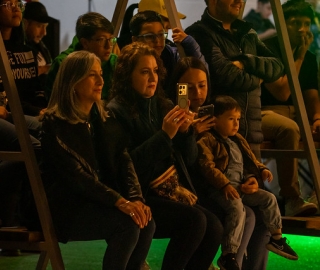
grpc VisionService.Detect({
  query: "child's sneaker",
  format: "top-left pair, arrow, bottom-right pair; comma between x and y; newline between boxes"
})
266,237 -> 298,260
217,253 -> 240,270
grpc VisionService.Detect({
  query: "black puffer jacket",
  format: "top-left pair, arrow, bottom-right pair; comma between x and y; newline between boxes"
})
41,108 -> 143,242
186,9 -> 284,144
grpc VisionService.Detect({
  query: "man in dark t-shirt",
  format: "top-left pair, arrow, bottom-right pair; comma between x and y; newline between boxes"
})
261,0 -> 319,217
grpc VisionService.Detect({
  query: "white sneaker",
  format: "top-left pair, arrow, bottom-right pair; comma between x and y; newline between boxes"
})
307,192 -> 320,215
285,196 -> 318,216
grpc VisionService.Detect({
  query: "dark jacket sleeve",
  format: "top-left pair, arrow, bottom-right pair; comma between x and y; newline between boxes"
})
129,129 -> 173,174
173,126 -> 198,166
119,148 -> 145,202
186,25 -> 283,92
41,118 -> 122,207
233,35 -> 284,83
99,114 -> 144,202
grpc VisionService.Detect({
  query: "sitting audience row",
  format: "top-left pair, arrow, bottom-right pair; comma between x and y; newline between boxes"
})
1,0 -> 320,269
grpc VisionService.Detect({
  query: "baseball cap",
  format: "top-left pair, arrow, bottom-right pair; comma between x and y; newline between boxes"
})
139,0 -> 186,20
24,2 -> 50,23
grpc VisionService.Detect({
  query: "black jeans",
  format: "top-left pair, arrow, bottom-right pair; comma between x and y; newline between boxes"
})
147,196 -> 223,270
68,203 -> 155,270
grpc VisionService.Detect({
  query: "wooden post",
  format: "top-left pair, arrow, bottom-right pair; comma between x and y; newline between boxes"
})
163,0 -> 186,57
0,33 -> 64,269
270,0 -> 320,202
112,0 -> 129,37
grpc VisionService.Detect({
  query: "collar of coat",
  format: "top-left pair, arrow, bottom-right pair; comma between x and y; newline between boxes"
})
202,8 -> 253,37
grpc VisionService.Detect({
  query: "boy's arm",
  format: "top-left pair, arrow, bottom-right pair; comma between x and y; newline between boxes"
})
197,133 -> 230,189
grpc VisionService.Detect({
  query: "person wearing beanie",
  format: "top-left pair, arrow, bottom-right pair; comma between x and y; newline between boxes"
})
23,1 -> 52,88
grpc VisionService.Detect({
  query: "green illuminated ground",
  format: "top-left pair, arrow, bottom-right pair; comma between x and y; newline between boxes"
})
0,234 -> 319,269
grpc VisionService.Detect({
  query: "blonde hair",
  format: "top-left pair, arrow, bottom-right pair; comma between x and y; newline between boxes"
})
45,51 -> 108,124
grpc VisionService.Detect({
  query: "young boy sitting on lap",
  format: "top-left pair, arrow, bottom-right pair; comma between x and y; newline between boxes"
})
196,95 -> 298,270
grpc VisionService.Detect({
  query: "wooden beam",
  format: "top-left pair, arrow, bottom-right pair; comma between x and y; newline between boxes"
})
111,0 -> 129,37
163,0 -> 186,57
0,32 -> 64,269
270,0 -> 320,205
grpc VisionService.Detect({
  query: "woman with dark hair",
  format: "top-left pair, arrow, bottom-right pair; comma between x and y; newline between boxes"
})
107,42 -> 223,270
170,56 -> 276,269
41,50 -> 155,269
0,0 -> 47,116
169,57 -> 215,136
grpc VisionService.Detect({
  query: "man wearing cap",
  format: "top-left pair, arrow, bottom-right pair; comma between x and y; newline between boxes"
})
23,1 -> 52,77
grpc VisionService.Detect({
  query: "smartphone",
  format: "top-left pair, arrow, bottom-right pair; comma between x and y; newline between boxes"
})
177,83 -> 188,110
198,104 -> 214,118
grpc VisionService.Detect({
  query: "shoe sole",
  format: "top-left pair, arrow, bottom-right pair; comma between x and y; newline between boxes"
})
266,243 -> 298,260
292,206 -> 318,217
286,204 -> 318,217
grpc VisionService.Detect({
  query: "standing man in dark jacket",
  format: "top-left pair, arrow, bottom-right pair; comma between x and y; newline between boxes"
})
185,0 -> 284,158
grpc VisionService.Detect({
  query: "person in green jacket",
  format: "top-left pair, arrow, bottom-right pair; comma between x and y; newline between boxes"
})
45,12 -> 117,101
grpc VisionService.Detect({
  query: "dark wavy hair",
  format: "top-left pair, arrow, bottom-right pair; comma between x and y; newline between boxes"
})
109,42 -> 167,115
282,0 -> 315,22
169,57 -> 211,105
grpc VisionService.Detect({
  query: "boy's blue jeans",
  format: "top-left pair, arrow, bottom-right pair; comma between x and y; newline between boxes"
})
211,187 -> 281,254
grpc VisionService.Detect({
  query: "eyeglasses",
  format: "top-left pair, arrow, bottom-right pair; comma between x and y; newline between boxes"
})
137,33 -> 168,43
0,1 -> 25,12
90,37 -> 117,48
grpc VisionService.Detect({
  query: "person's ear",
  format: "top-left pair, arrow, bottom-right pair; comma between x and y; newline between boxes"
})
80,38 -> 90,50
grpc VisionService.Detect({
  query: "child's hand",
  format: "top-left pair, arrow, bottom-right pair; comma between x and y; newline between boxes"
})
241,177 -> 259,194
261,169 -> 273,183
222,184 -> 240,200
172,28 -> 188,44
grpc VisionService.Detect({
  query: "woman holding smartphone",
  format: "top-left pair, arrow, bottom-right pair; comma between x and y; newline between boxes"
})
107,42 -> 222,270
170,56 -> 272,269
